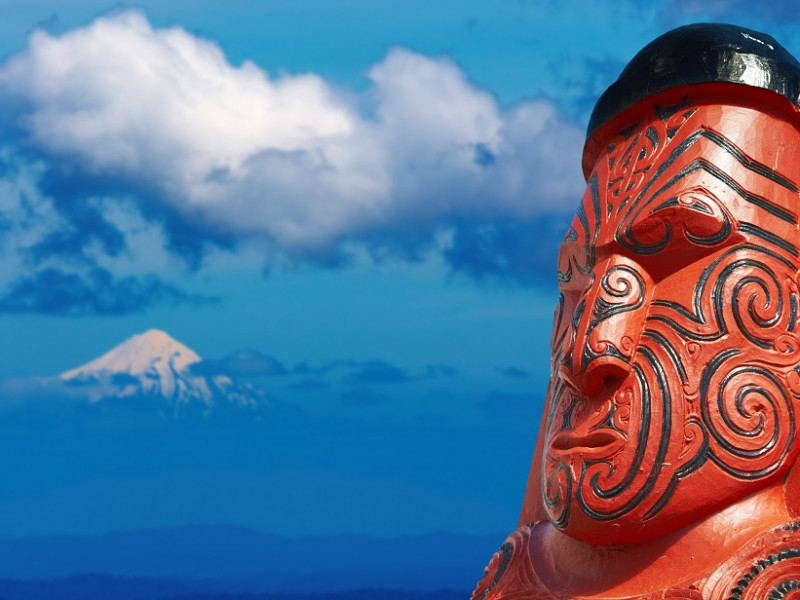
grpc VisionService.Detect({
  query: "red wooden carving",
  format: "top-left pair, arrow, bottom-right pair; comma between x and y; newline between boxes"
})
472,85 -> 800,598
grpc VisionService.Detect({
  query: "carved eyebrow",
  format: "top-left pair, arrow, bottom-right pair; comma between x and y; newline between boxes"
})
640,159 -> 797,226
687,160 -> 797,224
701,128 -> 798,194
622,128 -> 799,225
739,222 -> 799,257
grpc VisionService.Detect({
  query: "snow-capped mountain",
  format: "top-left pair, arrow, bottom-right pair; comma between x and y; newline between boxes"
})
59,329 -> 264,411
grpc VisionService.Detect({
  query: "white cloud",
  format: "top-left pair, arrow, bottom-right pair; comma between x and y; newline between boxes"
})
0,10 -> 584,255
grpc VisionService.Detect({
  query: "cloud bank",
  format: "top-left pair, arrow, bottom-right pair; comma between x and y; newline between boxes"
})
0,10 -> 584,286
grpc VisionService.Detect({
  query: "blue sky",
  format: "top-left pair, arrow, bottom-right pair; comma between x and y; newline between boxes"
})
0,0 -> 797,538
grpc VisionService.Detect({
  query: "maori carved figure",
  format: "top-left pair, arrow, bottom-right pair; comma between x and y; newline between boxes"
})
473,24 -> 800,599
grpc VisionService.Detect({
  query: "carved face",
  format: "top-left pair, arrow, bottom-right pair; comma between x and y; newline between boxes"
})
542,99 -> 800,544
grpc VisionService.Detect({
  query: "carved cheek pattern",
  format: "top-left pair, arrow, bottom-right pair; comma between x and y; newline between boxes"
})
650,247 -> 800,482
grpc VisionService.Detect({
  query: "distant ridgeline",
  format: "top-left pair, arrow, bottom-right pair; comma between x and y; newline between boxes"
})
0,525 -> 496,599
0,578 -> 469,600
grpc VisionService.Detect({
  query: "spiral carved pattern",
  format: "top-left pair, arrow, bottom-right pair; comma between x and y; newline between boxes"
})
726,549 -> 800,600
700,360 -> 794,479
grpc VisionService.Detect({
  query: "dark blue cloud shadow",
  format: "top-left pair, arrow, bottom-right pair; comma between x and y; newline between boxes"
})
35,161 -> 238,270
0,267 -> 218,315
443,215 -> 571,288
496,367 -> 530,379
344,360 -> 411,384
291,358 -> 459,384
191,350 -> 289,377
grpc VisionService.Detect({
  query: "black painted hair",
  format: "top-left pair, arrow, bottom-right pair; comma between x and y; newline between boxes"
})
587,23 -> 800,142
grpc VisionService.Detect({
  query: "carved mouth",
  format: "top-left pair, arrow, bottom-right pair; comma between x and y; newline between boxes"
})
549,429 -> 624,453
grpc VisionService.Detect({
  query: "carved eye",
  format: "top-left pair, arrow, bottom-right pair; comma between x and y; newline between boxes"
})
626,187 -> 733,254
671,189 -> 731,246
626,212 -> 671,249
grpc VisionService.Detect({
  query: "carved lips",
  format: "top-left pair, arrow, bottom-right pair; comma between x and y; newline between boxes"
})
549,427 -> 624,456
548,388 -> 628,459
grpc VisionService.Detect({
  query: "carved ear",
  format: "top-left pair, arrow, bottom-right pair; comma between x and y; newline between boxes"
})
785,448 -> 800,519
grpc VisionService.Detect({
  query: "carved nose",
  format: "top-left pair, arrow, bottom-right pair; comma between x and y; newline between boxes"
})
559,356 -> 631,398
558,258 -> 650,398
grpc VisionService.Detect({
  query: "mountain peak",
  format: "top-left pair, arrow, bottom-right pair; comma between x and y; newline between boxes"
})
60,329 -> 201,380
57,330 -> 264,412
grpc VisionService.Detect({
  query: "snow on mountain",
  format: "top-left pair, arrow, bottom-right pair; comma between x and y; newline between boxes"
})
59,329 -> 264,411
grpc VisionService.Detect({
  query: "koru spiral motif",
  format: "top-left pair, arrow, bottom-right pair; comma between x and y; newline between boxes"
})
542,100 -> 800,543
